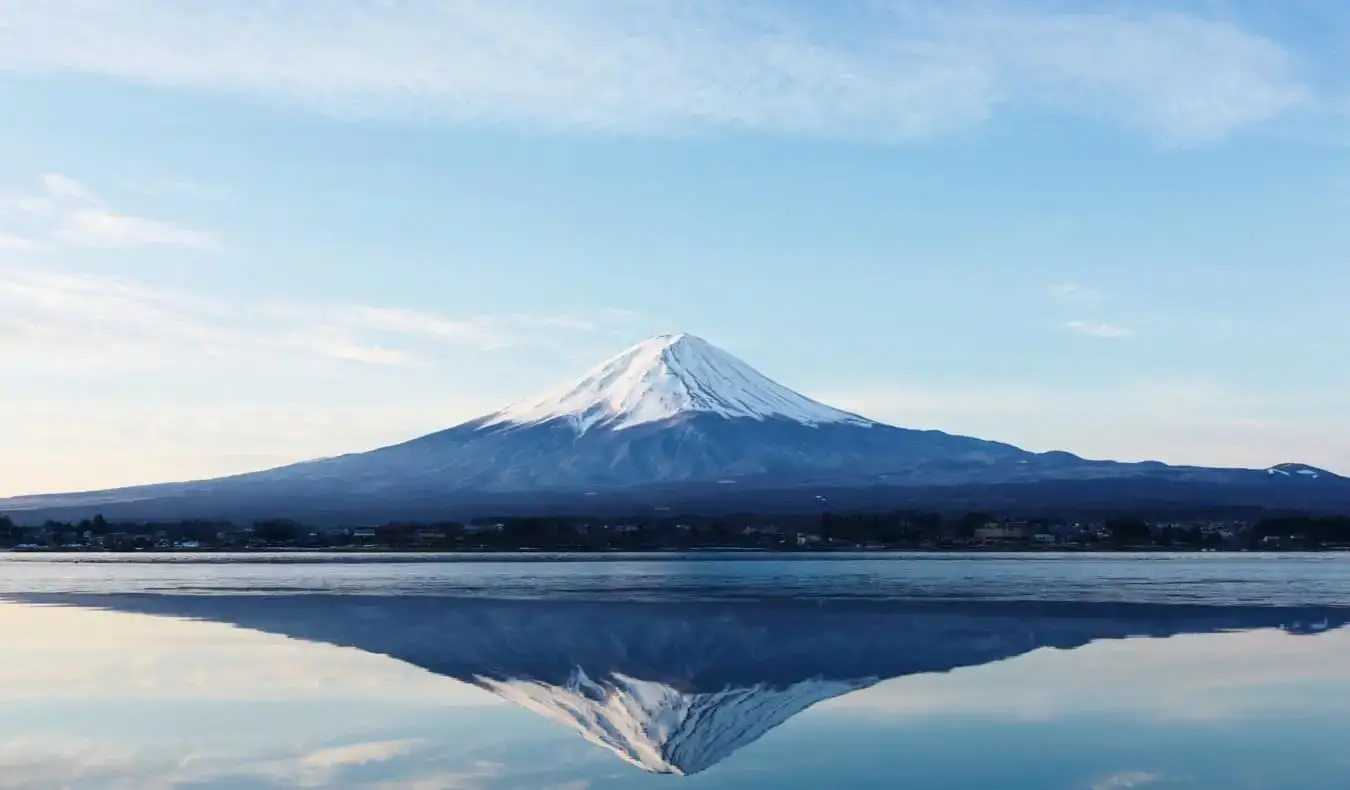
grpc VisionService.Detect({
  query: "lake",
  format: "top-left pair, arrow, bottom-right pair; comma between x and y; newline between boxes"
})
2,553 -> 1348,788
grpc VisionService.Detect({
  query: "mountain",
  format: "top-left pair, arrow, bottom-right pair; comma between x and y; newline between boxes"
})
2,332 -> 1346,522
479,671 -> 867,775
16,594 -> 1346,775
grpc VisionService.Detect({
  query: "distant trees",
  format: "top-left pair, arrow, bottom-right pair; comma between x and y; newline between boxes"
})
1105,519 -> 1151,546
954,512 -> 992,540
1253,516 -> 1350,547
251,519 -> 305,544
7,509 -> 1350,553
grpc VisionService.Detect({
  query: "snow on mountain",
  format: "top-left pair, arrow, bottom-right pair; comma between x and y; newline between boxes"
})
482,333 -> 873,434
479,670 -> 870,776
1267,463 -> 1334,480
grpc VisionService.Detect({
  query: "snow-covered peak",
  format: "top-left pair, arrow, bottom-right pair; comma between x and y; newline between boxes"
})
476,669 -> 873,775
482,333 -> 874,433
1266,463 -> 1336,480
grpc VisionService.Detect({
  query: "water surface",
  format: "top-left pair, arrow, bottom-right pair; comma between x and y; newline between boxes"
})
2,553 -> 1347,788
3,551 -> 1349,605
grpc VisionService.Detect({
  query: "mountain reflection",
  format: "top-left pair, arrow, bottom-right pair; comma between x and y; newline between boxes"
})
20,594 -> 1347,777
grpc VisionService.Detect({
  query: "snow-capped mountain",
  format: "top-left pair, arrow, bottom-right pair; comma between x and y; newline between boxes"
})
1267,463 -> 1334,481
481,671 -> 870,775
18,594 -> 1346,776
2,332 -> 1345,522
483,333 -> 874,434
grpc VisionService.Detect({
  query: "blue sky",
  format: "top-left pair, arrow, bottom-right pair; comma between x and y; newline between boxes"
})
2,0 -> 1349,495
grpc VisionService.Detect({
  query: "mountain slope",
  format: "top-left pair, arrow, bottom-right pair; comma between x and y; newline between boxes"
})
1,332 -> 1345,521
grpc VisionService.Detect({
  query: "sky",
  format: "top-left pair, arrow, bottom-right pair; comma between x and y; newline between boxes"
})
1,0 -> 1349,496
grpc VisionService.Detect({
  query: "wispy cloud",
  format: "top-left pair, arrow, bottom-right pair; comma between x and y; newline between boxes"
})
116,176 -> 234,202
289,739 -> 426,786
1048,282 -> 1103,302
1092,773 -> 1160,790
39,173 -> 101,205
341,306 -> 506,348
528,315 -> 598,332
57,208 -> 219,249
1,173 -> 218,250
1061,319 -> 1135,339
0,263 -> 612,370
0,1 -> 1312,144
0,231 -> 39,250
0,266 -> 231,365
305,340 -> 422,368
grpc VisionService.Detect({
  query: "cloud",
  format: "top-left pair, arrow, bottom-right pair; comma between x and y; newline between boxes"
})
1092,773 -> 1160,790
116,176 -> 235,202
40,173 -> 101,204
1048,282 -> 1103,302
0,265 -> 233,365
288,740 -> 427,786
0,231 -> 39,250
529,315 -> 598,332
1,173 -> 218,250
57,208 -> 219,249
1061,319 -> 1135,338
340,306 -> 506,348
0,1 -> 1312,144
1047,285 -> 1137,339
0,259 -> 631,494
306,341 -> 421,367
0,263 -> 609,371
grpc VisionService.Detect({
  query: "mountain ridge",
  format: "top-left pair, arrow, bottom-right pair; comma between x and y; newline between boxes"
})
1,332 -> 1345,521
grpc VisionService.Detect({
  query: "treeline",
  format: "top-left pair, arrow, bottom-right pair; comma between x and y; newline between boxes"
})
4,511 -> 1350,551
1251,515 -> 1350,546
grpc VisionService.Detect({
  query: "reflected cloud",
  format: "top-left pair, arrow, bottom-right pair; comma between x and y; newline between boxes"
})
0,733 -> 504,790
1092,772 -> 1160,790
0,603 -> 497,705
292,740 -> 424,782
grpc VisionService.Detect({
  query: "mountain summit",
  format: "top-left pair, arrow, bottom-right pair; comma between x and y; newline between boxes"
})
482,333 -> 872,434
2,333 -> 1345,522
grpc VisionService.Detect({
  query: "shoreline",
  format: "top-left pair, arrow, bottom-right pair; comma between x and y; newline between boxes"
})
6,545 -> 1349,555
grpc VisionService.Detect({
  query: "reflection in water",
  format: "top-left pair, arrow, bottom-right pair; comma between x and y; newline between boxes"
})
15,594 -> 1347,777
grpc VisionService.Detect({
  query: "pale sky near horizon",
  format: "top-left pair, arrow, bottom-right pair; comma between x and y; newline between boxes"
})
2,0 -> 1349,496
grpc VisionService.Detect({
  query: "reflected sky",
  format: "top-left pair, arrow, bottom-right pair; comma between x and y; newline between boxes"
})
3,591 -> 1349,789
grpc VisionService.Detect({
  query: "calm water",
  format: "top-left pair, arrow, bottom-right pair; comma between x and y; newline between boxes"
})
4,551 -> 1350,604
2,553 -> 1349,788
